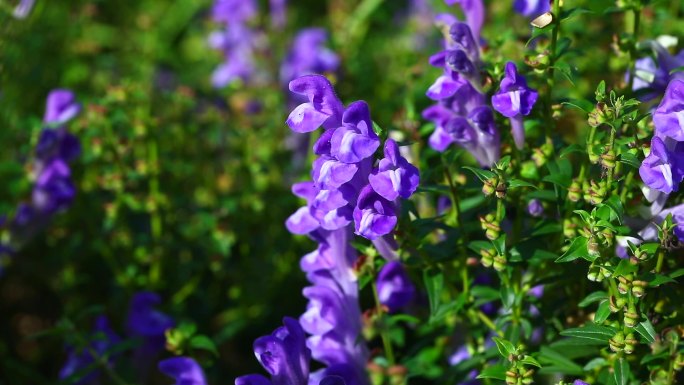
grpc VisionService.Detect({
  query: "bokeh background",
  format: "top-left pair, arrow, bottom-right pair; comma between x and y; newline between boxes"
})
1,0 -> 682,384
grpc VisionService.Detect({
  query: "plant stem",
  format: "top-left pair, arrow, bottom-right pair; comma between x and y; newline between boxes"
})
544,0 -> 562,140
372,279 -> 396,365
442,157 -> 462,228
655,249 -> 665,273
627,7 -> 641,91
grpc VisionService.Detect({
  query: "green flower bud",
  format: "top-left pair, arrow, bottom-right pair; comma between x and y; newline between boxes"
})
609,331 -> 625,352
617,276 -> 631,295
505,371 -> 518,385
624,304 -> 639,328
587,265 -> 602,282
495,181 -> 507,199
568,181 -> 582,202
588,237 -> 601,258
493,255 -> 507,272
631,280 -> 647,298
483,176 -> 498,196
624,333 -> 637,354
609,295 -> 625,313
601,149 -> 617,169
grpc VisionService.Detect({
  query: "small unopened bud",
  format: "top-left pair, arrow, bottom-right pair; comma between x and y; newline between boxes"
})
601,149 -> 617,169
624,333 -> 637,354
493,255 -> 507,272
587,265 -> 602,282
632,280 -> 647,298
483,176 -> 498,196
588,237 -> 601,257
675,353 -> 684,369
609,295 -> 626,312
495,182 -> 507,199
568,181 -> 582,202
609,331 -> 625,352
563,219 -> 577,238
624,305 -> 639,328
617,276 -> 631,295
601,261 -> 613,278
480,248 -> 495,267
505,371 -> 518,385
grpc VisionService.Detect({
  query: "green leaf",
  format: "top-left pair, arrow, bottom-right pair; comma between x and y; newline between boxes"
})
560,7 -> 592,21
593,301 -> 611,324
635,319 -> 657,344
492,234 -> 506,256
526,23 -> 554,46
537,346 -> 584,375
578,291 -> 608,307
643,272 -> 676,287
189,335 -> 219,357
462,166 -> 496,182
492,337 -> 517,358
423,268 -> 444,321
583,357 -> 607,371
476,364 -> 507,381
561,100 -> 593,113
613,358 -> 630,385
555,237 -> 589,263
560,324 -> 616,343
509,179 -> 538,189
520,355 -> 542,368
542,173 -> 571,189
618,152 -> 640,169
613,258 -> 638,277
559,144 -> 586,158
601,195 -> 624,224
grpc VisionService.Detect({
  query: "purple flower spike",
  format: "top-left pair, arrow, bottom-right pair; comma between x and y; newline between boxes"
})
653,79 -> 684,141
573,381 -> 590,385
492,62 -> 538,149
281,29 -> 339,87
446,50 -> 477,80
376,261 -> 415,312
270,0 -> 287,29
353,186 -> 397,240
513,0 -> 550,17
44,89 -> 81,125
32,159 -> 75,214
242,317 -> 311,385
211,0 -> 257,24
639,136 -> 684,194
287,75 -> 345,133
527,199 -> 543,217
330,101 -> 380,164
159,357 -> 208,385
368,140 -> 420,201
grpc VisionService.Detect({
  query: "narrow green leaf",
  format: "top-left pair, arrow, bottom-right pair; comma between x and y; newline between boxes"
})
509,179 -> 538,189
423,268 -> 444,321
462,166 -> 496,182
593,301 -> 611,324
578,291 -> 607,307
520,355 -> 542,368
492,337 -> 516,358
476,365 -> 507,381
190,335 -> 219,357
613,358 -> 630,385
560,324 -> 615,343
635,319 -> 657,344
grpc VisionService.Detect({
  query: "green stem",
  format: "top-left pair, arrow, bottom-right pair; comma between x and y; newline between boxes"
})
655,249 -> 665,274
442,157 -> 462,229
372,279 -> 396,365
544,0 -> 562,140
606,126 -> 617,190
627,7 -> 641,91
475,310 -> 503,337
148,139 -> 162,287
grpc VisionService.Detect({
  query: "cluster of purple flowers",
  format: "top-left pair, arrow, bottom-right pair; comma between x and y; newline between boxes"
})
283,74 -> 420,383
3,90 -> 81,259
61,292 -> 174,384
208,0 -> 262,88
422,7 -> 501,167
631,41 -> 684,101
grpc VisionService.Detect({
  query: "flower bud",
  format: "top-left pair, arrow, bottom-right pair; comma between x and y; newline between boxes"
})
505,371 -> 518,385
617,276 -> 631,295
495,181 -> 507,199
624,333 -> 637,354
588,237 -> 601,258
632,280 -> 647,298
480,248 -> 495,267
587,265 -> 602,282
609,295 -> 625,312
609,331 -> 625,352
481,214 -> 501,240
568,181 -> 582,202
483,175 -> 498,196
493,255 -> 507,272
624,304 -> 639,328
563,219 -> 577,238
601,261 -> 613,278
601,149 -> 617,169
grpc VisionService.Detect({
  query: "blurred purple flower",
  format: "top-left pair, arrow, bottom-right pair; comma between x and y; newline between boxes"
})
513,0 -> 550,17
281,29 -> 338,87
653,79 -> 684,141
573,381 -> 590,385
527,199 -> 543,217
630,42 -> 684,101
159,357 -> 207,385
59,316 -> 121,385
368,139 -> 420,201
639,136 -> 684,194
211,0 -> 257,24
270,0 -> 287,29
376,261 -> 415,312
127,292 -> 174,349
12,0 -> 35,19
492,62 -> 538,149
44,89 -> 81,125
32,159 -> 75,214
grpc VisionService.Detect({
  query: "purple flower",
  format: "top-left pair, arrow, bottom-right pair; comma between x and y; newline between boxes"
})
32,159 -> 75,214
573,381 -> 590,385
513,0 -> 550,17
653,79 -> 684,141
492,62 -> 538,149
211,0 -> 257,24
444,0 -> 484,41
449,22 -> 479,59
281,29 -> 339,87
36,128 -> 81,164
159,357 -> 208,385
631,42 -> 684,101
287,75 -> 345,133
527,199 -> 543,217
639,136 -> 684,194
127,291 -> 174,347
330,101 -> 380,164
235,317 -> 311,385
270,0 -> 287,29
376,261 -> 415,312
353,186 -> 397,240
368,140 -> 420,201
59,316 -> 121,385
446,50 -> 478,81
12,0 -> 35,19
44,89 -> 81,125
